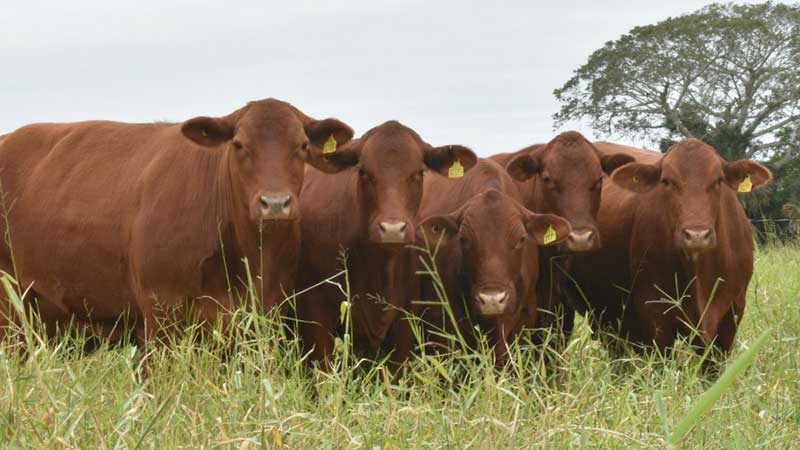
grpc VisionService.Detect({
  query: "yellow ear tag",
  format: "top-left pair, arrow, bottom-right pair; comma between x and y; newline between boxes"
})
738,175 -> 752,193
448,160 -> 464,178
543,224 -> 557,245
322,134 -> 337,154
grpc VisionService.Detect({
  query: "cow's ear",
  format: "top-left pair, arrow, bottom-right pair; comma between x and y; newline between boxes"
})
600,153 -> 635,174
723,159 -> 773,192
424,145 -> 478,178
506,153 -> 541,181
305,118 -> 354,153
306,129 -> 361,174
182,116 -> 234,147
524,212 -> 571,246
417,212 -> 461,248
505,145 -> 545,181
611,163 -> 661,193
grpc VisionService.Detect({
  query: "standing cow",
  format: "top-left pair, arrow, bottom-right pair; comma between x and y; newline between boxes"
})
0,98 -> 353,348
295,120 -> 476,369
416,159 -> 571,364
490,131 -> 633,348
568,139 -> 771,358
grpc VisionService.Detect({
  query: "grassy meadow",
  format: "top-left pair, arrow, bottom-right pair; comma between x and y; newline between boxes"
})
0,242 -> 798,449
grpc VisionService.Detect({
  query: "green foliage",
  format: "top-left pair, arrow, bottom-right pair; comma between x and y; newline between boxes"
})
554,2 -> 800,161
746,155 -> 800,240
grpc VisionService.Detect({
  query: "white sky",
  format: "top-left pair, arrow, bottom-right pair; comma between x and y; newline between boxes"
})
0,1 -> 771,156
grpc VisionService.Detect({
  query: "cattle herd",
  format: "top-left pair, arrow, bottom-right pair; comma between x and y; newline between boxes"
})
0,98 -> 773,371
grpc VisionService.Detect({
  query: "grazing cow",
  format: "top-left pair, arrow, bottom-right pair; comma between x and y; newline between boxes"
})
489,132 -> 633,346
295,120 -> 477,369
568,139 -> 771,357
0,99 -> 354,347
416,159 -> 571,364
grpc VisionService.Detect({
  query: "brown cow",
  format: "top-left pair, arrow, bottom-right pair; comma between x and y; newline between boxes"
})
489,131 -> 633,347
295,120 -> 477,369
416,158 -> 571,364
0,98 -> 353,347
568,139 -> 771,358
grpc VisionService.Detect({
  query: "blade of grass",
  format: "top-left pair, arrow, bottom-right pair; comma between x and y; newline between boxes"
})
668,328 -> 771,445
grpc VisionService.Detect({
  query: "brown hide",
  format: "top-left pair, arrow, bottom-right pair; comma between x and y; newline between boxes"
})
296,120 -> 477,368
569,139 -> 771,354
0,98 -> 353,345
417,159 -> 570,364
489,131 -> 633,348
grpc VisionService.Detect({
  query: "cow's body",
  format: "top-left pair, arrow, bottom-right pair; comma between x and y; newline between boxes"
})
417,159 -> 570,363
0,99 -> 353,345
296,121 -> 476,368
568,140 -> 771,355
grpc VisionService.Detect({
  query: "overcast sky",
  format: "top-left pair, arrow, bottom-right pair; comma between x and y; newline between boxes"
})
0,1 -> 770,156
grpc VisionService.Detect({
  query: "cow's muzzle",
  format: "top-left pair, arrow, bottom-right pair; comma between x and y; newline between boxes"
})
475,290 -> 510,317
259,192 -> 296,220
377,219 -> 410,244
679,227 -> 716,250
565,228 -> 599,252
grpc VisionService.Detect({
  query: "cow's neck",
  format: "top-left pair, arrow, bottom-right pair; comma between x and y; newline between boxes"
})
215,152 -> 295,309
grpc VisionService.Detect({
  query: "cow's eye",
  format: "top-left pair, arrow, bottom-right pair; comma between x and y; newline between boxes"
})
301,141 -> 310,151
232,139 -> 243,151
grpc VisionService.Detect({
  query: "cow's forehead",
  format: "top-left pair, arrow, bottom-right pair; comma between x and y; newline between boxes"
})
360,126 -> 425,169
464,190 -> 523,231
663,141 -> 723,180
236,102 -> 305,140
542,142 -> 602,176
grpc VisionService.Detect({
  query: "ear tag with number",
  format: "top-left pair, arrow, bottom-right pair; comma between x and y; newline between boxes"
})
738,175 -> 752,193
543,224 -> 557,245
323,134 -> 337,154
448,160 -> 464,178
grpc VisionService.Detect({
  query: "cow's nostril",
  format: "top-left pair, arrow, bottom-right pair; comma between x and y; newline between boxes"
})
282,196 -> 292,209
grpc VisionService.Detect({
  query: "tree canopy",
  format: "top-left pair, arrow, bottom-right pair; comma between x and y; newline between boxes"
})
553,2 -> 800,162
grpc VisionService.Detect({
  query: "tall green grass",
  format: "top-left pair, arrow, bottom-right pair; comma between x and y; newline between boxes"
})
1,242 -> 798,449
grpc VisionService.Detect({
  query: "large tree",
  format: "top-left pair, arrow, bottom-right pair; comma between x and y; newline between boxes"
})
553,2 -> 800,162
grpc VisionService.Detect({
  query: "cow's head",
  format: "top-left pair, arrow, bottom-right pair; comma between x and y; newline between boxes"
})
611,139 -> 772,251
505,131 -> 633,252
181,98 -> 354,224
315,120 -> 477,246
419,189 -> 571,318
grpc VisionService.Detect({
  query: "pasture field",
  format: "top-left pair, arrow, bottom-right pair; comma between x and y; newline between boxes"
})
1,243 -> 798,449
